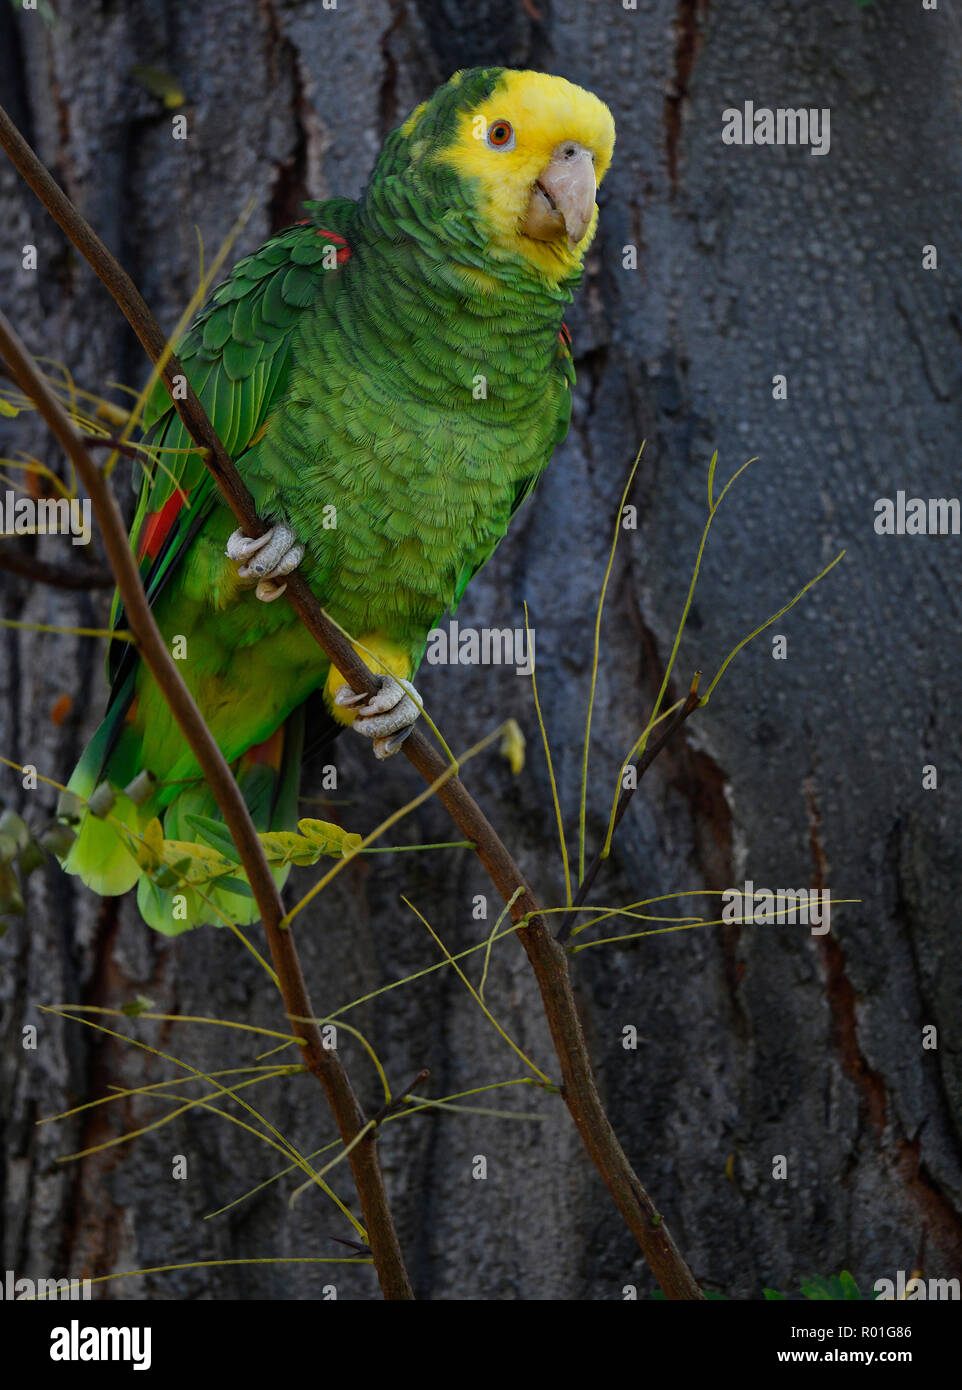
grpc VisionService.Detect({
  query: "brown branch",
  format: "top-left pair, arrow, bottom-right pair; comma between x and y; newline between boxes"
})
0,546 -> 113,589
0,309 -> 413,1302
400,743 -> 703,1296
84,437 -> 144,462
0,107 -> 704,1298
556,675 -> 704,944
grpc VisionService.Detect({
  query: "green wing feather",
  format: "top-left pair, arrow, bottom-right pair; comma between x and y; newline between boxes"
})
67,204 -> 356,921
108,199 -> 356,682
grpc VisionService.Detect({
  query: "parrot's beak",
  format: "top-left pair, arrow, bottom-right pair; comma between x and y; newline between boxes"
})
523,143 -> 597,248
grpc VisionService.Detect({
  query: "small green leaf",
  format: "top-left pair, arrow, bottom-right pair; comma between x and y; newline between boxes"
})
837,1270 -> 865,1300
0,863 -> 24,915
259,830 -> 320,867
18,838 -> 46,877
136,817 -> 165,870
40,822 -> 77,857
130,64 -> 186,108
216,876 -> 254,899
297,817 -> 362,857
499,718 -> 526,775
0,810 -> 29,856
799,1271 -> 868,1301
121,994 -> 155,1018
184,814 -> 241,862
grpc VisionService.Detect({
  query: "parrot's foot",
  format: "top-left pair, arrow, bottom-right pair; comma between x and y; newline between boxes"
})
226,524 -> 305,602
334,676 -> 422,760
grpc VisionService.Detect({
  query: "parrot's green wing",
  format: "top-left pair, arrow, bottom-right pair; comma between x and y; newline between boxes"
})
107,199 -> 356,685
67,202 -> 357,922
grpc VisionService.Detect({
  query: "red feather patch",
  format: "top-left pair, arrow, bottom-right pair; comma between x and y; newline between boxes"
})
243,726 -> 284,770
316,228 -> 352,263
139,490 -> 188,562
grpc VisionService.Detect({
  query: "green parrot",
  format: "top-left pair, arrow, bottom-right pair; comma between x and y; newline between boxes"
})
60,66 -> 616,933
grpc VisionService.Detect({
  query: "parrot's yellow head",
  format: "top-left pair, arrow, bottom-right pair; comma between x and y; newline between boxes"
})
386,68 -> 615,285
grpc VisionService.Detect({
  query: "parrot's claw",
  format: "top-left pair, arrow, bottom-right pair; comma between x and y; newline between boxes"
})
226,524 -> 305,603
373,725 -> 416,760
254,577 -> 289,602
334,676 -> 422,759
225,529 -> 271,563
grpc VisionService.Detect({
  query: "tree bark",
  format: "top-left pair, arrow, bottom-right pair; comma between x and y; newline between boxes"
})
1,0 -> 960,1299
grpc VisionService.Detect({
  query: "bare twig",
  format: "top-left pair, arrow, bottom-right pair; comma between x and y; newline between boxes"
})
371,1069 -> 430,1128
84,437 -> 143,462
0,309 -> 413,1302
0,106 -> 704,1298
0,546 -> 113,589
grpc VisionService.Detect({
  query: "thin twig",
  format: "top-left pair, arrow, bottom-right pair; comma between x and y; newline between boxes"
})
0,106 -> 703,1298
84,436 -> 144,462
0,546 -> 113,589
371,1069 -> 430,1128
329,1234 -> 372,1255
0,309 -> 413,1302
556,675 -> 704,944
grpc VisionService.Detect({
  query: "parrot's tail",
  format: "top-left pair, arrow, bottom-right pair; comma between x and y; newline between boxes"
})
58,691 -> 309,936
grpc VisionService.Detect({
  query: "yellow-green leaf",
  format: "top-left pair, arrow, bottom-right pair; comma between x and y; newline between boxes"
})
297,818 -> 362,857
161,838 -> 236,885
258,830 -> 319,867
499,718 -> 526,776
136,817 -> 165,870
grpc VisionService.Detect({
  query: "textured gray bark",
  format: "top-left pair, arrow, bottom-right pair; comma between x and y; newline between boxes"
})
1,0 -> 960,1301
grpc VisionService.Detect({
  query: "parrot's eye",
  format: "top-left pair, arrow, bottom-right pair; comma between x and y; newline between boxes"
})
486,120 -> 515,150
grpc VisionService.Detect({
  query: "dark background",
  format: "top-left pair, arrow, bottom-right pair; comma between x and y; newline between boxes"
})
1,0 -> 960,1300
